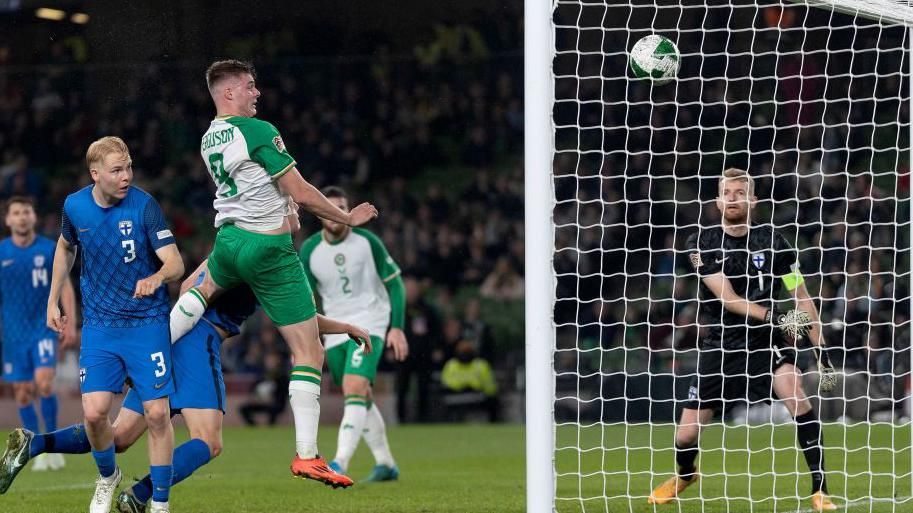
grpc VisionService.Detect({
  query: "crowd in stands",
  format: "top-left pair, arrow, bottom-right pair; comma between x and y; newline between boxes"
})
0,21 -> 523,422
552,4 -> 910,419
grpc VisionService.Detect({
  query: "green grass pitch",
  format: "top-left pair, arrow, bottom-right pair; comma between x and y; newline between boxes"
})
0,424 -> 525,513
556,423 -> 912,513
2,422 -> 909,512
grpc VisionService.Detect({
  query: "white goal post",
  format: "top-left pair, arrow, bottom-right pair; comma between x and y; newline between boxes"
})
525,1 -> 913,512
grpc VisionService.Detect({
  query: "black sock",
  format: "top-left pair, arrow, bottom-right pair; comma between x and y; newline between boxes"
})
675,443 -> 699,481
795,410 -> 828,494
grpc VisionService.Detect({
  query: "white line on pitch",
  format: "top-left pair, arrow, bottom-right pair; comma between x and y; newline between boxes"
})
794,496 -> 912,513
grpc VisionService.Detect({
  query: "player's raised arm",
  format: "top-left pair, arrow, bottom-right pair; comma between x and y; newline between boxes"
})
277,169 -> 377,227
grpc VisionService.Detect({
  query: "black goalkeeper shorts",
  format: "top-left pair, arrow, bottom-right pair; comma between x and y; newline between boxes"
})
683,344 -> 797,411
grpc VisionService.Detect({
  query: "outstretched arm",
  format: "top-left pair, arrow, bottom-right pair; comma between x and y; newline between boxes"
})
315,314 -> 372,354
277,169 -> 377,226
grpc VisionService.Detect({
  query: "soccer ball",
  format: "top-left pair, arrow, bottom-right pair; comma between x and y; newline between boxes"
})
629,35 -> 680,85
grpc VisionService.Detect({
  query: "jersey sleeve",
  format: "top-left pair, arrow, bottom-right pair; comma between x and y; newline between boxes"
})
774,232 -> 804,290
356,228 -> 401,282
142,198 -> 176,251
237,119 -> 296,179
685,231 -> 722,276
61,206 -> 78,246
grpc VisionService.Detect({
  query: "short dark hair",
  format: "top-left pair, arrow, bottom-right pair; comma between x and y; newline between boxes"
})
5,196 -> 35,215
206,60 -> 256,92
321,186 -> 348,200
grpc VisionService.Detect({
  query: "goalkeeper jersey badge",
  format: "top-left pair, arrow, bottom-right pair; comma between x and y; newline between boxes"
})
689,252 -> 702,270
751,252 -> 765,269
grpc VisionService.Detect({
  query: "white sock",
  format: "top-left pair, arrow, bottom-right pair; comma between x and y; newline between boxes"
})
363,403 -> 395,467
333,399 -> 368,471
289,368 -> 322,459
169,287 -> 207,342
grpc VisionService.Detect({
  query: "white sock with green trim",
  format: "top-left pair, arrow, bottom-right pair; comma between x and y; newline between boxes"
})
334,396 -> 369,471
169,287 -> 207,342
289,366 -> 322,459
363,403 -> 395,467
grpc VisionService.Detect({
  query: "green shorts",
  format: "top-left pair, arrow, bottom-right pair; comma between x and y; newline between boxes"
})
326,335 -> 384,386
207,224 -> 316,326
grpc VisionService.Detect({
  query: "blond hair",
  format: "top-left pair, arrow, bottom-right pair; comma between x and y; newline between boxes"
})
718,167 -> 754,196
86,136 -> 130,170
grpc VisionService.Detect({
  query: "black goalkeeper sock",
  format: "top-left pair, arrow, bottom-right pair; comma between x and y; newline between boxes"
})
795,410 -> 828,494
675,443 -> 699,481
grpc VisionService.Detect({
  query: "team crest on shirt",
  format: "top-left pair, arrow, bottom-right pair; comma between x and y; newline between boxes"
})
33,255 -> 45,267
79,367 -> 86,383
752,251 -> 766,269
335,254 -> 346,266
689,252 -> 702,270
119,220 -> 133,236
273,135 -> 286,152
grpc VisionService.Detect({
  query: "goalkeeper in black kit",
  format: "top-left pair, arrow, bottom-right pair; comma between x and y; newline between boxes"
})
648,168 -> 838,512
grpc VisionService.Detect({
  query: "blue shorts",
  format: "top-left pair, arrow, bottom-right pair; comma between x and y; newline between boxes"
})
122,321 -> 225,414
2,336 -> 57,382
79,323 -> 174,402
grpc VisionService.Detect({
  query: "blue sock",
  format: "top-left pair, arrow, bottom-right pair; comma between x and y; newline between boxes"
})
150,464 -> 173,502
40,395 -> 58,432
29,423 -> 91,458
135,439 -> 210,503
18,405 -> 39,433
91,445 -> 116,478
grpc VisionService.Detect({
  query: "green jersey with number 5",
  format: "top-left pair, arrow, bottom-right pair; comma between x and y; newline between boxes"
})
299,228 -> 401,350
200,115 -> 296,230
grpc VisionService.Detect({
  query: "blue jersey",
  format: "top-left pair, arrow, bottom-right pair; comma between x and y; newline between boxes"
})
0,235 -> 57,345
201,284 -> 258,337
61,186 -> 175,328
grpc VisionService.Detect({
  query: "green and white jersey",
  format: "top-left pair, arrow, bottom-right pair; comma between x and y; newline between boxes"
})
299,228 -> 401,350
200,115 -> 296,231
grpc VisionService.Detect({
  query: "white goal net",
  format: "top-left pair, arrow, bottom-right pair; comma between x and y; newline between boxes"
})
526,0 -> 913,512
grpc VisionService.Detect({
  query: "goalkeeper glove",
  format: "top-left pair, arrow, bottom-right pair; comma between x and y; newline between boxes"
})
765,308 -> 812,341
814,344 -> 838,393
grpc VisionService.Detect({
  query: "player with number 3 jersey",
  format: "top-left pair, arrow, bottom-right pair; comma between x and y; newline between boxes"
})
44,136 -> 185,513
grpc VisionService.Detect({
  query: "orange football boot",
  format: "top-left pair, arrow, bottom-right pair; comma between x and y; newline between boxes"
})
290,455 -> 354,489
810,491 -> 837,511
648,470 -> 700,505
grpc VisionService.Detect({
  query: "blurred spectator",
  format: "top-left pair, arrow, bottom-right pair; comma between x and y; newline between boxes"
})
239,351 -> 289,426
396,277 -> 443,423
461,298 -> 495,361
441,340 -> 499,422
479,256 -> 524,300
